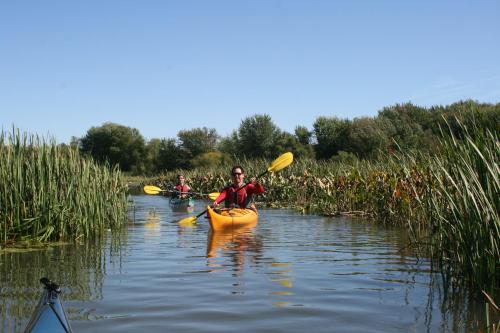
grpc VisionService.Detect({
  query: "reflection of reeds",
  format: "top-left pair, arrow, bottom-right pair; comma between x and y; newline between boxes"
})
0,231 -> 127,331
0,128 -> 128,245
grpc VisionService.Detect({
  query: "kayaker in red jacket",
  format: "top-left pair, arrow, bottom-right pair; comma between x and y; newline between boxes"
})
212,166 -> 265,211
172,174 -> 191,199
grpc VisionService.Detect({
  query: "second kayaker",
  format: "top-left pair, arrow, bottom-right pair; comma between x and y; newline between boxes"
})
172,174 -> 191,199
212,166 -> 265,211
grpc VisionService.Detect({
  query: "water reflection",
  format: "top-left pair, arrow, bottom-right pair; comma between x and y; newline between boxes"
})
0,230 -> 127,332
206,225 -> 297,307
144,208 -> 161,241
0,196 -> 494,333
177,223 -> 200,249
206,224 -> 261,267
269,262 -> 294,307
170,205 -> 194,213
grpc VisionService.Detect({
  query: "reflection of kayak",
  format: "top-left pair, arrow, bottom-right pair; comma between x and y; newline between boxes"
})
206,206 -> 258,231
24,277 -> 73,333
169,197 -> 194,209
207,224 -> 257,258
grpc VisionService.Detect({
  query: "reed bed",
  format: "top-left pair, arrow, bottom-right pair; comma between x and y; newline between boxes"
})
145,125 -> 498,296
0,128 -> 128,246
425,127 -> 499,295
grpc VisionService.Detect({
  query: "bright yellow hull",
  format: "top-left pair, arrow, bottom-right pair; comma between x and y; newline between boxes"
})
206,206 -> 258,231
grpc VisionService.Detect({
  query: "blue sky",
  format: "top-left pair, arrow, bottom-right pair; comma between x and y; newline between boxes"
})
1,1 -> 499,143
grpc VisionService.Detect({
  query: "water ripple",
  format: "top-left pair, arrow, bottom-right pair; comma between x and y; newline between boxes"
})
0,196 -> 487,333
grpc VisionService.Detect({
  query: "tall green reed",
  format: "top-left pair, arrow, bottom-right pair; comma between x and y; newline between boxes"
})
425,125 -> 499,294
0,128 -> 128,245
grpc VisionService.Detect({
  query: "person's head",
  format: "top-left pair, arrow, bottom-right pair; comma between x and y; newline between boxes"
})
231,166 -> 245,184
177,174 -> 185,184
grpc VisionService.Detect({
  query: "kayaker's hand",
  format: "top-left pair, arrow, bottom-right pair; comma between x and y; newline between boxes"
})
211,201 -> 219,208
249,177 -> 257,184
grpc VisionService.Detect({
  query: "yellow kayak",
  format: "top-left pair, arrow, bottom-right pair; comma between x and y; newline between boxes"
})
206,206 -> 258,231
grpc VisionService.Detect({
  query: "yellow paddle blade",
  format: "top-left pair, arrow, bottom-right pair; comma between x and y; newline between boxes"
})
178,216 -> 198,226
208,192 -> 220,200
143,185 -> 163,195
267,152 -> 293,173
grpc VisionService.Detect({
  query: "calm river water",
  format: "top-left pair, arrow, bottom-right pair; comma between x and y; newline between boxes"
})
1,195 -> 487,332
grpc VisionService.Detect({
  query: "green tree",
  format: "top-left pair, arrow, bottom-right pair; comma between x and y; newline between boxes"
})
292,126 -> 315,158
295,126 -> 312,145
377,103 -> 428,151
271,130 -> 315,159
191,151 -> 230,169
348,117 -> 389,159
157,138 -> 187,171
145,138 -> 163,174
313,116 -> 351,159
237,114 -> 282,158
218,130 -> 239,157
79,122 -> 145,172
178,127 -> 218,159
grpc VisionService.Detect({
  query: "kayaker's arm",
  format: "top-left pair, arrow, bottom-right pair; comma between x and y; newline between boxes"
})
212,190 -> 226,207
246,178 -> 265,195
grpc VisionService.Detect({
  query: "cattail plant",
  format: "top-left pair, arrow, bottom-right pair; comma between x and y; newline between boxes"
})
0,128 -> 128,245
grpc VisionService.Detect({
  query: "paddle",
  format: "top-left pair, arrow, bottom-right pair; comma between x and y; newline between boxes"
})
178,152 -> 293,226
143,185 -> 219,200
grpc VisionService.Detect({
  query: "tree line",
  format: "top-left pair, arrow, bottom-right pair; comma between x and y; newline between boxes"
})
71,100 -> 499,174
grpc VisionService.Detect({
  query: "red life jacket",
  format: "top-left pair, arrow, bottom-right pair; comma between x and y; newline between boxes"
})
175,184 -> 189,193
221,183 -> 265,208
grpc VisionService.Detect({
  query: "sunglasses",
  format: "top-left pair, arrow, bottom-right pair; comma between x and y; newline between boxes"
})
232,172 -> 242,176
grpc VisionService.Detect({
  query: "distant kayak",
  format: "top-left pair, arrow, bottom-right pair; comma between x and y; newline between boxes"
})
206,206 -> 258,231
169,197 -> 194,210
24,277 -> 72,333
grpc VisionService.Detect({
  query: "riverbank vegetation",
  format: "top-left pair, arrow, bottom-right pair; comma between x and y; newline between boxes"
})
5,99 -> 499,298
72,100 -> 498,174
0,129 -> 128,247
